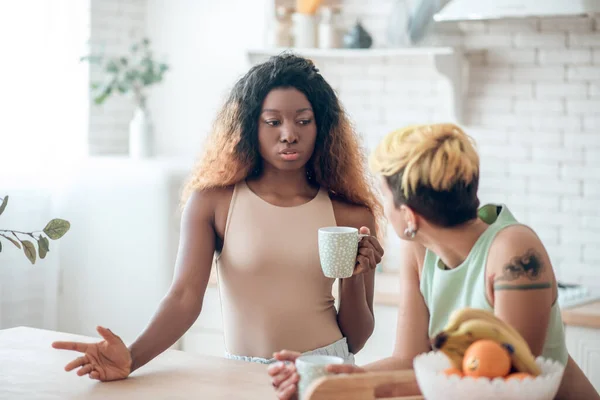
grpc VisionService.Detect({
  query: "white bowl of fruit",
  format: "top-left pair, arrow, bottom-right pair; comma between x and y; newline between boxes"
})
413,308 -> 565,400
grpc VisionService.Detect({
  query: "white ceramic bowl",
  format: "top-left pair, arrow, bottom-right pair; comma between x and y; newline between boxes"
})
413,351 -> 565,400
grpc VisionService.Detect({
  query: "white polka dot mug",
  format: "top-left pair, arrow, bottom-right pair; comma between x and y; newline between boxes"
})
295,354 -> 344,399
318,227 -> 368,279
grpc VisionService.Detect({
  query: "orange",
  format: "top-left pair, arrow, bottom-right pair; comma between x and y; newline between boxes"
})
443,367 -> 463,377
462,340 -> 511,378
505,372 -> 534,381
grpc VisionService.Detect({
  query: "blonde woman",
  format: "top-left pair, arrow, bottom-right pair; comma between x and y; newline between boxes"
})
270,123 -> 599,400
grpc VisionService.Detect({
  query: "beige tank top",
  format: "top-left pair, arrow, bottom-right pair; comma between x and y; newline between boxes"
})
216,181 -> 343,359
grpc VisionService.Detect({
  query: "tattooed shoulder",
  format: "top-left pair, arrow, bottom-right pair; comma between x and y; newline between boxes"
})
495,248 -> 545,282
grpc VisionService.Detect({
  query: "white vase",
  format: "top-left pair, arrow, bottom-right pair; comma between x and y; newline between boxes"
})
129,106 -> 153,159
386,0 -> 411,47
292,13 -> 317,48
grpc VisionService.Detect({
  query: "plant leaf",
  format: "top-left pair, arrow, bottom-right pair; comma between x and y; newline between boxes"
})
38,236 -> 50,259
0,233 -> 21,249
94,86 -> 112,105
22,240 -> 36,264
106,60 -> 120,74
81,55 -> 102,64
0,195 -> 8,215
141,71 -> 153,86
117,82 -> 130,94
43,219 -> 71,240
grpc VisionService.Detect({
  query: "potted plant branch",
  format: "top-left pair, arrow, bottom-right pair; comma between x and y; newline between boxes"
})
0,196 -> 70,265
81,37 -> 169,158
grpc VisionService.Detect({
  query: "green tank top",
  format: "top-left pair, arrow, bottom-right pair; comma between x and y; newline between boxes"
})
419,204 -> 569,365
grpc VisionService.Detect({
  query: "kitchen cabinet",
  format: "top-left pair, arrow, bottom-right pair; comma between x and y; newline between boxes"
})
563,300 -> 600,393
565,326 -> 600,392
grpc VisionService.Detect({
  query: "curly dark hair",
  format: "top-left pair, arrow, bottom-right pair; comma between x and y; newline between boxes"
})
182,52 -> 383,233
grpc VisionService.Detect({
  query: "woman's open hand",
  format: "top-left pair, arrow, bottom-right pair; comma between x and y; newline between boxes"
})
52,326 -> 132,381
354,226 -> 384,275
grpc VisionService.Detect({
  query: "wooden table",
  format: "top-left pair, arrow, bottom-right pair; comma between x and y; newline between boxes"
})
0,327 -> 274,399
561,300 -> 600,329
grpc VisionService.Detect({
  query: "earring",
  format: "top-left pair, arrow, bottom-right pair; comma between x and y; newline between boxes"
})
404,227 -> 416,239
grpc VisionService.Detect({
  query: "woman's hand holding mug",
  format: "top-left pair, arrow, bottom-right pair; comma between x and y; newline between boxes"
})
318,226 -> 384,278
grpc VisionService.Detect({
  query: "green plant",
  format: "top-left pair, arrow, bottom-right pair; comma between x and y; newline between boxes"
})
81,37 -> 169,109
0,196 -> 70,265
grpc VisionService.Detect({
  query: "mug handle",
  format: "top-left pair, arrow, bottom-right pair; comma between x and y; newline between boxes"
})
358,233 -> 369,241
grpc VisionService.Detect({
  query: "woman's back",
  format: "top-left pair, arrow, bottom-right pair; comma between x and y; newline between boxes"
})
419,203 -> 568,365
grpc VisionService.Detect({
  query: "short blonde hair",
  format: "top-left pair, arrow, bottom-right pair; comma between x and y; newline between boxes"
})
370,123 -> 481,226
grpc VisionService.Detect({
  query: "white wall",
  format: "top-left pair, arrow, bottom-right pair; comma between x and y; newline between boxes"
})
144,0 -> 272,158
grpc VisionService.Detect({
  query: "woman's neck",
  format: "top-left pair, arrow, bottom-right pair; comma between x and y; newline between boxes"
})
248,166 -> 316,197
418,218 -> 490,269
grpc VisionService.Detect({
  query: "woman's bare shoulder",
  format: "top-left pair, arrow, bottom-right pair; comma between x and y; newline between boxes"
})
185,186 -> 234,209
330,197 -> 375,231
398,239 -> 427,277
183,186 -> 234,221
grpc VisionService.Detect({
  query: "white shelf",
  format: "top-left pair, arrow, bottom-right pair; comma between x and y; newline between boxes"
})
246,47 -> 468,124
247,46 -> 457,58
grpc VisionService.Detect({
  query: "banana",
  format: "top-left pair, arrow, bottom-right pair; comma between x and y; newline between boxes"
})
434,336 -> 470,370
443,307 -> 526,344
433,318 -> 541,376
441,307 -> 542,374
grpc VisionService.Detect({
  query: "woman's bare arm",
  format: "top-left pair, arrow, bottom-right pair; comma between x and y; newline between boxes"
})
127,189 -> 219,372
363,240 -> 430,397
488,225 -> 600,400
333,202 -> 379,354
487,226 -> 556,357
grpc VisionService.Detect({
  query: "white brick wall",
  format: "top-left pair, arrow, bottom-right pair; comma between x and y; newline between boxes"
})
94,1 -> 600,285
454,16 -> 599,286
270,7 -> 600,285
88,0 -> 147,155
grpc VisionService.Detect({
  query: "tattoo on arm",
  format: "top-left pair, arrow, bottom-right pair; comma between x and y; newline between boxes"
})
495,248 -> 545,282
494,282 -> 552,291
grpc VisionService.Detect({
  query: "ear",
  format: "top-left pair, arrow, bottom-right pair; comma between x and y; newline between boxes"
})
400,204 -> 418,230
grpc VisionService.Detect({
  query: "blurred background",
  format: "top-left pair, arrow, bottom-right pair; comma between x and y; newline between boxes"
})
1,0 -> 599,384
